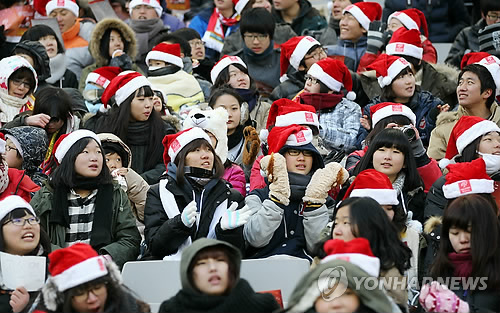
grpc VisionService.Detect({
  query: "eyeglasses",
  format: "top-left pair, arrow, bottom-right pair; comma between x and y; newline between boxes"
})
73,282 -> 108,302
304,74 -> 319,85
304,48 -> 327,61
189,39 -> 205,48
286,149 -> 314,157
487,13 -> 500,21
243,33 -> 269,41
10,78 -> 31,89
4,217 -> 40,227
5,145 -> 17,152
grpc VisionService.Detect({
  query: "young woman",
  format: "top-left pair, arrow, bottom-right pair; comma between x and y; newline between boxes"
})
144,127 -> 251,260
29,130 -> 141,268
32,243 -> 150,313
84,71 -> 176,184
20,24 -> 78,89
159,238 -> 279,312
0,195 -> 51,313
211,55 -> 270,134
329,197 -> 412,309
420,194 -> 500,312
79,18 -> 139,91
0,56 -> 37,127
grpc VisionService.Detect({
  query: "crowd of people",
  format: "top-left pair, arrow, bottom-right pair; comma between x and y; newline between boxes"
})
0,0 -> 499,311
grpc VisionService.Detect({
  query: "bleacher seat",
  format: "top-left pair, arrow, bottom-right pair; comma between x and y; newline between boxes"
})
434,43 -> 453,64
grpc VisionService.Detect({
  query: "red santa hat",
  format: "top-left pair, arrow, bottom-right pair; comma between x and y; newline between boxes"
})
210,55 -> 247,83
386,28 -> 423,60
343,2 -> 382,31
162,127 -> 212,166
280,36 -> 321,78
439,116 -> 500,168
46,0 -> 79,17
443,158 -> 494,199
128,0 -> 163,17
48,243 -> 108,292
0,133 -> 5,154
460,52 -> 492,69
366,54 -> 412,88
321,238 -> 380,277
85,66 -> 122,89
369,102 -> 416,128
101,71 -> 151,107
267,125 -> 314,154
343,169 -> 399,205
307,58 -> 356,100
146,43 -> 184,69
53,129 -> 101,164
0,195 -> 36,223
387,8 -> 429,38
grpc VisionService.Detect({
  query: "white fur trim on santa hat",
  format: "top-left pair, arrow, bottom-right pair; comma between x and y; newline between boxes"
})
115,75 -> 151,106
290,36 -> 320,70
129,0 -> 162,18
477,56 -> 500,96
46,0 -> 79,17
210,56 -> 247,83
146,50 -> 183,69
168,128 -> 212,163
55,130 -> 101,163
52,256 -> 108,292
307,62 -> 343,92
275,111 -> 319,129
234,0 -> 249,14
285,128 -> 313,146
85,73 -> 110,88
0,137 -> 5,154
443,179 -> 495,199
371,104 -> 416,128
456,120 -> 500,155
386,42 -> 423,60
343,4 -> 371,31
387,12 -> 419,31
349,188 -> 399,205
0,195 -> 35,222
321,253 -> 380,277
377,57 -> 412,88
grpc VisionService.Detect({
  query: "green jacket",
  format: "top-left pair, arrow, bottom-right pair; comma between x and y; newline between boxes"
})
30,183 -> 141,268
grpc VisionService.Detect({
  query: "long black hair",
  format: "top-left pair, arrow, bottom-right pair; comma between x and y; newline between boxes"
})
33,86 -> 73,136
211,63 -> 257,92
20,24 -> 65,54
100,28 -> 130,62
380,66 -> 415,102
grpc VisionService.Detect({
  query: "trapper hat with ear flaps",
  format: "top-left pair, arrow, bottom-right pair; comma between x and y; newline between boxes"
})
128,0 -> 163,17
343,169 -> 399,205
443,158 -> 494,199
321,238 -> 380,277
146,43 -> 184,69
307,58 -> 356,100
100,71 -> 151,107
45,0 -> 79,16
366,54 -> 412,88
387,8 -> 429,38
85,66 -> 122,89
0,195 -> 36,223
182,108 -> 229,163
343,2 -> 382,31
53,130 -> 101,164
369,102 -> 416,128
210,55 -> 247,84
386,28 -> 424,60
162,127 -> 212,166
280,36 -> 321,78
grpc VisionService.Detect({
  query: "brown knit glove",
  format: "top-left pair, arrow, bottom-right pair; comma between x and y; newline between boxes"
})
303,162 -> 349,204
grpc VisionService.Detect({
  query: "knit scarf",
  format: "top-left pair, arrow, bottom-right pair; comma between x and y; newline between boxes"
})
0,92 -> 29,124
130,18 -> 164,58
0,160 -> 9,194
243,40 -> 275,61
50,177 -> 113,250
127,121 -> 150,146
46,53 -> 66,85
235,88 -> 257,113
203,8 -> 240,52
227,124 -> 244,150
298,92 -> 344,112
448,252 -> 473,278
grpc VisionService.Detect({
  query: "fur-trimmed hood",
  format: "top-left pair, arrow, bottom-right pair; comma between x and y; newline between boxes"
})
89,18 -> 137,67
424,216 -> 442,234
416,62 -> 459,88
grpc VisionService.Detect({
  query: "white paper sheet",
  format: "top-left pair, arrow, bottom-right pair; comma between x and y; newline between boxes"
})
0,252 -> 45,291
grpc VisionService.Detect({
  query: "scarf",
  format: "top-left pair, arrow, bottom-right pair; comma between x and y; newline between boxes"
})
235,88 -> 257,113
50,176 -> 113,250
0,160 -> 9,194
127,121 -> 151,146
243,40 -> 275,61
227,124 -> 244,150
0,92 -> 29,123
392,172 -> 406,194
288,172 -> 311,202
203,8 -> 240,52
130,18 -> 164,59
298,92 -> 344,112
46,53 -> 66,84
448,252 -> 473,278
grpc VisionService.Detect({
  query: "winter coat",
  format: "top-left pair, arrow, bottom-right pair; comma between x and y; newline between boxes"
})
222,163 -> 246,197
233,47 -> 282,93
159,238 -> 279,312
79,18 -> 139,92
402,227 -> 420,302
326,36 -> 367,72
0,168 -> 40,202
47,57 -> 78,89
222,23 -> 296,55
419,216 -> 441,282
380,266 -> 408,307
382,0 -> 470,43
272,0 -> 327,36
249,96 -> 271,135
445,19 -> 487,69
244,173 -> 330,261
428,102 -> 500,161
316,16 -> 339,46
144,168 -> 246,260
270,69 -> 305,101
15,40 -> 51,82
161,12 -> 185,32
62,19 -> 95,78
30,183 -> 141,268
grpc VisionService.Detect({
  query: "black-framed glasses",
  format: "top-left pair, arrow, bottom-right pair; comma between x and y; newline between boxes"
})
243,33 -> 269,41
304,74 -> 319,85
5,217 -> 40,226
73,282 -> 108,302
304,48 -> 327,61
5,145 -> 17,152
189,39 -> 205,47
487,13 -> 500,21
286,149 -> 314,157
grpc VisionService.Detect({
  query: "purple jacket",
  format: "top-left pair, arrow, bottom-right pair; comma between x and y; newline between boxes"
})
223,163 -> 246,197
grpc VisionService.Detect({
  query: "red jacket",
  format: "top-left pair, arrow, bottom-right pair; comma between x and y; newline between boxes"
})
0,168 -> 40,202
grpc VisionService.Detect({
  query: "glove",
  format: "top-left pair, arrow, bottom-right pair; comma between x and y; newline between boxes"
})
419,282 -> 470,313
181,201 -> 197,228
260,153 -> 291,205
243,126 -> 260,165
303,162 -> 349,204
220,202 -> 254,230
366,21 -> 387,54
109,53 -> 133,70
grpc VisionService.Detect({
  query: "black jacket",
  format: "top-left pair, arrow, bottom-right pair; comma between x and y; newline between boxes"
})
272,0 -> 326,36
270,69 -> 305,101
445,19 -> 487,69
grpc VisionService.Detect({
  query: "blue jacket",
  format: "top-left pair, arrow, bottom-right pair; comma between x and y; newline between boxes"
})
326,36 -> 367,72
